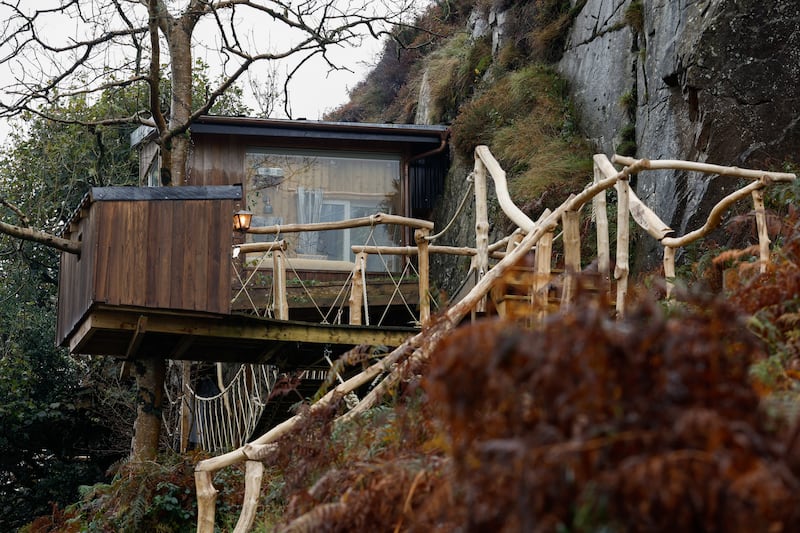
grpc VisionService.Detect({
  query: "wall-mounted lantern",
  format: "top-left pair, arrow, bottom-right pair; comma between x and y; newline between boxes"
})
233,210 -> 253,231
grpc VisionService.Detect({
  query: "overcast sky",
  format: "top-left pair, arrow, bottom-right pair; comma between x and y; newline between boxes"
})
0,1 -> 405,146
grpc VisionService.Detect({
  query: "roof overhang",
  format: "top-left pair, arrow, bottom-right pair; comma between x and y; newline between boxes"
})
191,115 -> 449,149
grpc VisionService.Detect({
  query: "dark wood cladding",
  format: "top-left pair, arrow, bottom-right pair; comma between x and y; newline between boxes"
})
56,186 -> 240,347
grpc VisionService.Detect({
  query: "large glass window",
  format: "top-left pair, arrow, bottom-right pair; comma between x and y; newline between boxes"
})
244,149 -> 402,271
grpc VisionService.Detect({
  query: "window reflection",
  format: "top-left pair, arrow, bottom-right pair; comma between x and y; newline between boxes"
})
245,149 -> 401,271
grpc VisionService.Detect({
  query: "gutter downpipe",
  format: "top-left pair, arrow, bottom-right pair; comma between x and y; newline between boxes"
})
403,128 -> 450,245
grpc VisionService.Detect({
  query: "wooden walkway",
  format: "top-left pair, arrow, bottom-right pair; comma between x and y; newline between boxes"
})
192,148 -> 797,533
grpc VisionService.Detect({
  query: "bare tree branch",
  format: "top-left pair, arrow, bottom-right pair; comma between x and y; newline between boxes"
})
0,220 -> 80,255
0,0 -> 424,243
0,197 -> 31,228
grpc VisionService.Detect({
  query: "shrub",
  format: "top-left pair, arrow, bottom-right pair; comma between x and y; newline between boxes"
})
452,64 -> 592,207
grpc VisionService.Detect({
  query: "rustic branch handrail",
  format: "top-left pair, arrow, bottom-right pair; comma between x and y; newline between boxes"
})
660,179 -> 767,248
246,212 -> 433,234
612,155 -> 797,182
474,145 -> 537,233
609,154 -> 795,298
351,244 -> 479,257
195,158 -> 631,533
594,155 -> 673,240
198,146 -> 797,532
233,240 -> 287,254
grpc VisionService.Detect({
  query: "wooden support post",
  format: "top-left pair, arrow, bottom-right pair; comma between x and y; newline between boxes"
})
272,250 -> 288,320
752,188 -> 770,273
534,229 -> 553,321
130,358 -> 166,462
125,315 -> 148,360
592,156 -> 611,284
561,210 -> 581,308
195,470 -> 218,533
663,246 -> 676,299
180,361 -> 192,453
615,177 -> 631,317
232,460 -> 265,533
468,255 -> 479,323
474,155 -> 490,313
349,252 -> 367,325
415,228 -> 431,325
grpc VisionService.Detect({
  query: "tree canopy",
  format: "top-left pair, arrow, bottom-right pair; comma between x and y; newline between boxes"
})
0,59 -> 257,528
0,1 -> 415,174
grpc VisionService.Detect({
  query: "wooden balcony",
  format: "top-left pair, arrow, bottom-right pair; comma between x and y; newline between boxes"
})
56,186 -> 419,367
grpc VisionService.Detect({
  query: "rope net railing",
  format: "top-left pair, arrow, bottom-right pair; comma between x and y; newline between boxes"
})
232,213 -> 440,327
185,363 -> 278,453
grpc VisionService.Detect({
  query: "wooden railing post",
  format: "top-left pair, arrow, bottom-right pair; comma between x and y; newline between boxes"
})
592,156 -> 611,284
349,252 -> 367,325
752,188 -> 770,273
180,361 -> 192,453
663,246 -> 676,298
272,250 -> 288,320
561,210 -> 581,308
534,228 -> 553,321
416,228 -> 431,325
474,154 -> 490,313
232,460 -> 265,533
615,176 -> 630,317
195,470 -> 218,533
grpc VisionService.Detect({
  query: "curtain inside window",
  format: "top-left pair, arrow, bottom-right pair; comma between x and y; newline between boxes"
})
296,187 -> 324,255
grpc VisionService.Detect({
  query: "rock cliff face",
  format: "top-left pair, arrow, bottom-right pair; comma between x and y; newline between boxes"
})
557,0 -> 800,263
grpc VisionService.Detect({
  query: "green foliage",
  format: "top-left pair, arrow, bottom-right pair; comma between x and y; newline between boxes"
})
0,284 -> 112,530
452,64 -> 592,209
624,0 -> 645,33
23,453 -> 202,532
0,80 -> 149,529
495,0 -> 587,66
764,159 -> 800,215
726,228 -> 800,395
619,88 -> 637,118
616,122 -> 637,156
422,33 -> 495,124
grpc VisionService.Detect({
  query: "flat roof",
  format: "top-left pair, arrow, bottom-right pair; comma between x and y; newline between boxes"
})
190,115 -> 449,145
60,185 -> 243,237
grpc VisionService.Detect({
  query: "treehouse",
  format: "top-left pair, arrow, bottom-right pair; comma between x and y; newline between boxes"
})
56,117 -> 451,367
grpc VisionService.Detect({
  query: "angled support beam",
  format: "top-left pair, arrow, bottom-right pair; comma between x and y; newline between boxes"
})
125,315 -> 148,360
170,335 -> 196,360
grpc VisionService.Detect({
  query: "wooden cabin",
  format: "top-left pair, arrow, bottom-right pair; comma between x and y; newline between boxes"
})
57,117 -> 450,366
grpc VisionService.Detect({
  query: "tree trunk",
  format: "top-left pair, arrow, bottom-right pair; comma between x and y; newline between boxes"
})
166,19 -> 194,185
127,11 -> 198,462
130,357 -> 167,462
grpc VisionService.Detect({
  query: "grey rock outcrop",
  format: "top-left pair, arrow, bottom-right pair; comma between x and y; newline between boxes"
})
558,0 -> 800,265
558,0 -> 636,153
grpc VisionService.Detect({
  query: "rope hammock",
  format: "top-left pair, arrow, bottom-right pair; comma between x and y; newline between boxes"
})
187,363 -> 278,452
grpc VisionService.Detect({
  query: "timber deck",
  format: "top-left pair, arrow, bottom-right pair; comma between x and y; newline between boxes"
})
68,304 -> 416,369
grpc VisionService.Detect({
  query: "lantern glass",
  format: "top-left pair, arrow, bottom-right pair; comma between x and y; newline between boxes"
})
233,210 -> 253,231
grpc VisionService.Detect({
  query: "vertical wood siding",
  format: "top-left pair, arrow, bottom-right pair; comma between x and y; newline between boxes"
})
56,195 -> 236,346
